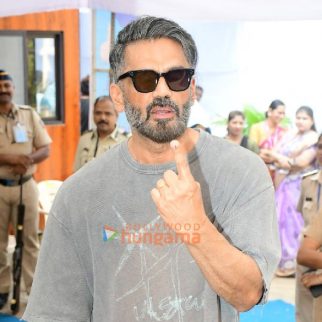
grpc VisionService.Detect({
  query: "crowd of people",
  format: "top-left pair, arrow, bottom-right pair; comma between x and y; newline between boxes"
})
224,101 -> 321,322
0,14 -> 321,322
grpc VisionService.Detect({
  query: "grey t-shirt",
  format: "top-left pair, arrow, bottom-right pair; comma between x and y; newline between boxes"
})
23,131 -> 280,322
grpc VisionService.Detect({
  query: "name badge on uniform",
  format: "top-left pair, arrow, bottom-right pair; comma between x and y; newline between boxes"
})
13,123 -> 28,143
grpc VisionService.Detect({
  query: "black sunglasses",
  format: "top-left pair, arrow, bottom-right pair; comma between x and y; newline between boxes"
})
117,68 -> 195,93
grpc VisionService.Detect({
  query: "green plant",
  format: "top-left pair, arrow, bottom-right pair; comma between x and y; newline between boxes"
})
243,105 -> 265,135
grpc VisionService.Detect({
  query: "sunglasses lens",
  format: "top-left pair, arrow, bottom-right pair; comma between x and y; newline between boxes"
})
133,70 -> 158,93
166,69 -> 192,91
120,69 -> 194,93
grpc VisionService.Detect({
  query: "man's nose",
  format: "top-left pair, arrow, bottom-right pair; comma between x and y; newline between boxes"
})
152,76 -> 171,98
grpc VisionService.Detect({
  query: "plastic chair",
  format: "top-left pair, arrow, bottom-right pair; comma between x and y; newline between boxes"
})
38,180 -> 63,233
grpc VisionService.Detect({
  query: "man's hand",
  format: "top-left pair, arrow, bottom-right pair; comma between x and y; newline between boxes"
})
5,155 -> 32,175
7,154 -> 33,168
259,149 -> 275,163
275,155 -> 291,169
302,272 -> 322,288
151,140 -> 207,237
10,165 -> 28,175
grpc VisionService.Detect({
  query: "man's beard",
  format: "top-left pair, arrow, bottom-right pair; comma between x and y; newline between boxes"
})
124,96 -> 192,143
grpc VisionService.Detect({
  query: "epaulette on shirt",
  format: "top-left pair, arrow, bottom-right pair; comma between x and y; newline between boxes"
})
18,105 -> 32,110
302,169 -> 319,179
83,129 -> 93,135
17,105 -> 47,129
81,129 -> 94,139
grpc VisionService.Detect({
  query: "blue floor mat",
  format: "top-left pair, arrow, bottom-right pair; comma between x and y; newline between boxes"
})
0,314 -> 20,321
0,300 -> 294,322
240,300 -> 295,322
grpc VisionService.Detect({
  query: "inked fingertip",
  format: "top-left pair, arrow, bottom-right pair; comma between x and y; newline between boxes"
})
170,140 -> 179,150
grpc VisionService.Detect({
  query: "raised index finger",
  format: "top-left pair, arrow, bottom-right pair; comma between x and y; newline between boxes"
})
170,140 -> 192,180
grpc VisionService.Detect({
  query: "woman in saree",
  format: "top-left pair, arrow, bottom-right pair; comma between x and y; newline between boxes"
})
225,110 -> 259,153
249,99 -> 287,177
265,106 -> 318,277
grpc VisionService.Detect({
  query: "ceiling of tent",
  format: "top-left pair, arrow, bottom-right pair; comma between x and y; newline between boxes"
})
1,0 -> 322,21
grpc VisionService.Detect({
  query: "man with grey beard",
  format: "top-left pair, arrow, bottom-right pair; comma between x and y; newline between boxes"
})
123,96 -> 191,143
23,16 -> 280,322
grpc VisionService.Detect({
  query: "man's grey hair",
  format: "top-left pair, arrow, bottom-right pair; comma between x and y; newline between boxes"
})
109,16 -> 198,83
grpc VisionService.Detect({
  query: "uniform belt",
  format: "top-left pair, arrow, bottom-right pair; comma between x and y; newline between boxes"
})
0,175 -> 32,187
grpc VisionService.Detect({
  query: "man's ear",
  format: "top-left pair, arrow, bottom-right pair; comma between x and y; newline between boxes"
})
110,83 -> 124,113
190,78 -> 197,101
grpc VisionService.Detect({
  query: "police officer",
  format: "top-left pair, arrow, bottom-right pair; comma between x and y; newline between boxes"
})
297,211 -> 322,322
73,95 -> 128,171
0,70 -> 52,309
295,133 -> 322,322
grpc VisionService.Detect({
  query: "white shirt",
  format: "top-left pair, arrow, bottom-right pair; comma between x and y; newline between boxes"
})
188,100 -> 211,128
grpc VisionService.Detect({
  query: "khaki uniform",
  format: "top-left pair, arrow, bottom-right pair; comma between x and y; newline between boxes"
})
0,104 -> 51,294
73,127 -> 128,171
296,170 -> 322,322
297,170 -> 322,226
304,213 -> 322,322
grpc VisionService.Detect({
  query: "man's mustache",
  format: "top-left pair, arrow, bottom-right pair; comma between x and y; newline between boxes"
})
97,121 -> 109,125
0,93 -> 10,96
146,97 -> 180,120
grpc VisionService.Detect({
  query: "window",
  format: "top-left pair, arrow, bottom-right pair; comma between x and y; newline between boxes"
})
0,31 -> 64,123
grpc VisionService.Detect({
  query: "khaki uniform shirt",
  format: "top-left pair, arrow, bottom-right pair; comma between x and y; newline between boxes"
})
297,170 -> 322,227
305,213 -> 322,322
73,127 -> 128,171
306,212 -> 322,244
0,104 -> 52,179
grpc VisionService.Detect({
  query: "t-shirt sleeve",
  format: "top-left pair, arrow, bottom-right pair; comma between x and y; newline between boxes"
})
216,150 -> 281,305
305,212 -> 322,245
22,211 -> 92,322
237,186 -> 280,304
31,109 -> 52,148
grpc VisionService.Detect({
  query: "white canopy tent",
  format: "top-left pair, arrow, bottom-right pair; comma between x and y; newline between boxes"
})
0,0 -> 322,21
2,0 -> 322,134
